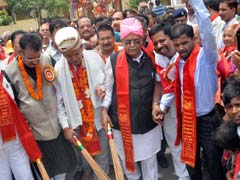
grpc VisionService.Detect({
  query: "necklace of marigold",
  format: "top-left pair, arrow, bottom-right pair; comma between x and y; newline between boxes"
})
18,54 -> 43,101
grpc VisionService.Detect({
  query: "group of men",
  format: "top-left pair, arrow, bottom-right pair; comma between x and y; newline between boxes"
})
0,0 -> 240,180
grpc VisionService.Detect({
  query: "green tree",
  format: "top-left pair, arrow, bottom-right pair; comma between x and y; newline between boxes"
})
0,9 -> 12,25
129,0 -> 145,9
44,0 -> 69,18
5,0 -> 69,25
5,0 -> 43,24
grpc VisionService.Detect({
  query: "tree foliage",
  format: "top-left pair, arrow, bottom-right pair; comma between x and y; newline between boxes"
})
44,0 -> 69,18
5,0 -> 69,18
0,9 -> 12,25
5,0 -> 43,12
129,0 -> 144,9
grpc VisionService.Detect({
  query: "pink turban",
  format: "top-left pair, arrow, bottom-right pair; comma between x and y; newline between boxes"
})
120,18 -> 144,40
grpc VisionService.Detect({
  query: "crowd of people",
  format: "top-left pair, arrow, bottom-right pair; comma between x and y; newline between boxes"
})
0,0 -> 240,180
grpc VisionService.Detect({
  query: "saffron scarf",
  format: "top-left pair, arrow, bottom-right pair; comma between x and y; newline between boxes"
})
69,63 -> 101,156
210,13 -> 220,22
156,63 -> 175,94
0,73 -> 42,161
175,45 -> 200,167
115,49 -> 135,172
223,45 -> 236,60
0,74 -> 16,142
216,50 -> 230,103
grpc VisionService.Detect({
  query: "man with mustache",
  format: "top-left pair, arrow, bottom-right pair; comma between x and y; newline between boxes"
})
111,10 -> 124,42
4,33 -> 77,180
219,0 -> 238,47
39,22 -> 51,52
77,17 -> 97,50
101,17 -> 162,180
54,27 -> 109,180
171,0 -> 225,179
149,22 -> 189,180
96,24 -> 118,63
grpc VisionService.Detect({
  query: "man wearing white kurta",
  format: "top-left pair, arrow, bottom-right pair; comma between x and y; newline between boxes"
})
101,18 -> 162,180
204,0 -> 225,48
54,27 -> 109,180
149,23 -> 190,180
219,0 -> 238,47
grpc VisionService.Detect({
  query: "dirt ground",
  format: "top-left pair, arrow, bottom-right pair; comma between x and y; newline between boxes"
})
0,18 -> 38,35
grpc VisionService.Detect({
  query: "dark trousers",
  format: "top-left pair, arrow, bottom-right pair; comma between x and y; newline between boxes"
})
186,110 -> 226,180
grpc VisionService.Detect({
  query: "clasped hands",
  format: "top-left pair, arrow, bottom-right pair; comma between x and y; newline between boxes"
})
152,103 -> 167,126
96,86 -> 106,100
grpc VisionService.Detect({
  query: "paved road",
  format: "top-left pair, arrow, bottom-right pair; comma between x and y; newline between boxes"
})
109,148 -> 178,180
157,151 -> 178,180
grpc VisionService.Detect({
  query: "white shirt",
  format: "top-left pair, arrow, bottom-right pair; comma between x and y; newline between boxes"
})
188,14 -> 198,25
101,51 -> 143,108
56,49 -> 105,131
113,126 -> 162,162
101,50 -> 162,161
45,43 -> 63,63
219,16 -> 239,48
212,15 -> 225,48
155,52 -> 178,112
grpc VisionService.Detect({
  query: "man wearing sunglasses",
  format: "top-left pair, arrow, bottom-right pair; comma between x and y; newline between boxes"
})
101,17 -> 162,180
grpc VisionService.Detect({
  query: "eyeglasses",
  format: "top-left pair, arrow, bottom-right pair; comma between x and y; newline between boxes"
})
22,52 -> 41,62
122,39 -> 143,46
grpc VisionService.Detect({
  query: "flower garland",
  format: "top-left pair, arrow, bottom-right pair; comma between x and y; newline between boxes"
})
69,62 -> 95,141
18,54 -> 43,101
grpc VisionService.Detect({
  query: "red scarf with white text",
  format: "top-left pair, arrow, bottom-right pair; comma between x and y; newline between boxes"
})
155,62 -> 175,94
175,45 -> 200,167
115,49 -> 135,172
0,73 -> 42,161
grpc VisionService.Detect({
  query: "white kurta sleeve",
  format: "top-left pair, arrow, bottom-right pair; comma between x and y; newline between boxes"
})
160,93 -> 175,112
101,57 -> 114,108
54,68 -> 70,129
